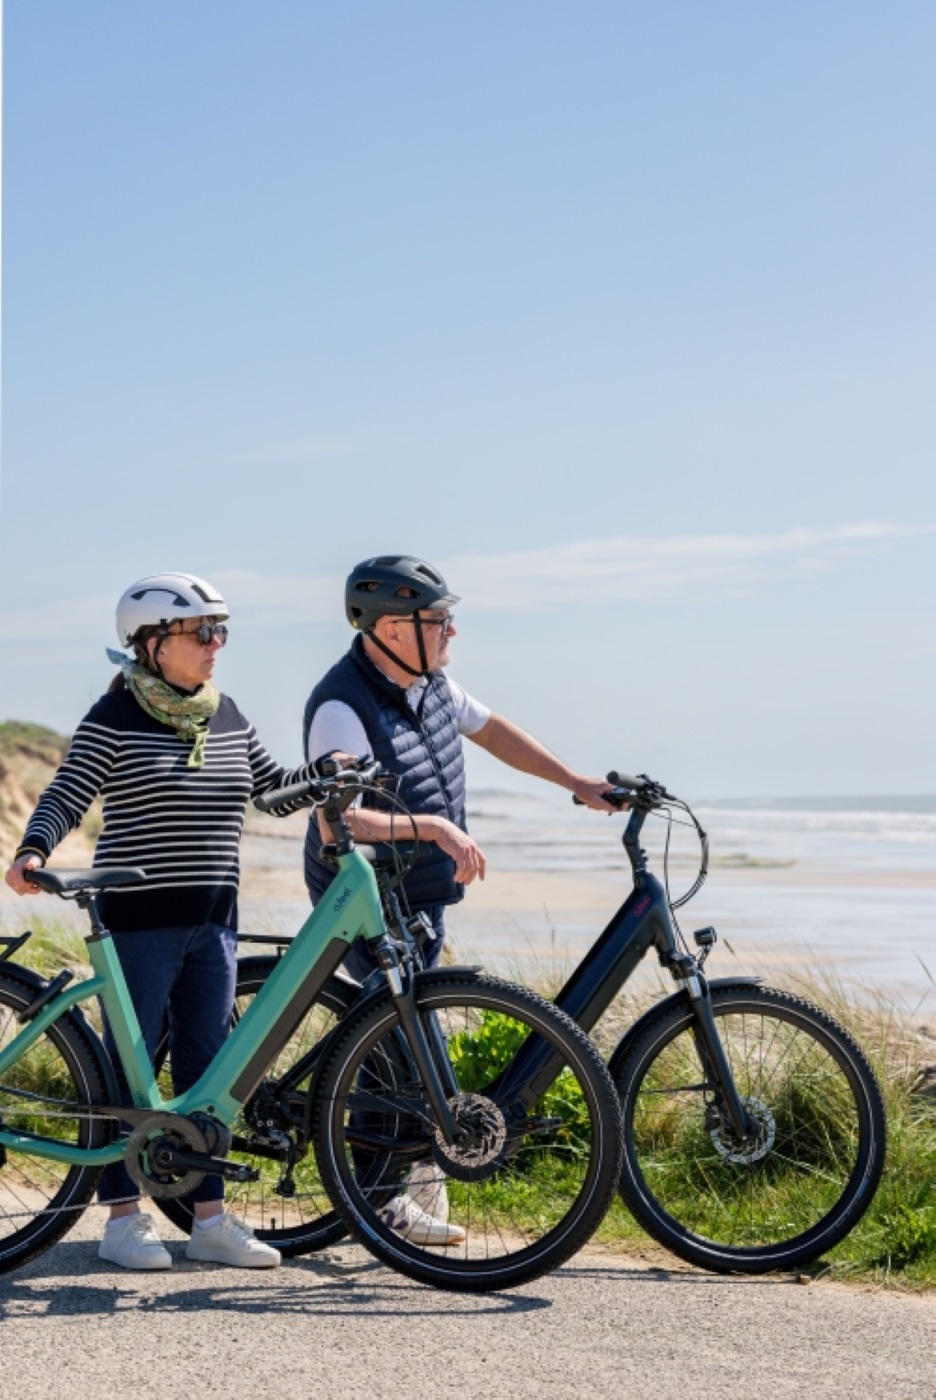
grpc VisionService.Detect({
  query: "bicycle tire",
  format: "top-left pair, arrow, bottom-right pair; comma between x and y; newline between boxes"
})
0,965 -> 116,1274
155,957 -> 357,1255
313,970 -> 624,1292
614,982 -> 886,1273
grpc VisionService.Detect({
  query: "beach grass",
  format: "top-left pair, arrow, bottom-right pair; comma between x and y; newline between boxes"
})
3,914 -> 934,1288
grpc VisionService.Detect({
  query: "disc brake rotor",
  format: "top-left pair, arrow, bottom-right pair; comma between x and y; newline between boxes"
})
431,1093 -> 508,1183
125,1112 -> 209,1199
709,1096 -> 777,1165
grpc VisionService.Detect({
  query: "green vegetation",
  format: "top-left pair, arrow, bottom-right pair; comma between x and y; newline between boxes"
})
0,719 -> 102,863
3,916 -> 934,1288
0,721 -> 70,761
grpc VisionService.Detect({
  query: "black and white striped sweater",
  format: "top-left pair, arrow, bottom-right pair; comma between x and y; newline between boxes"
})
23,688 -> 312,932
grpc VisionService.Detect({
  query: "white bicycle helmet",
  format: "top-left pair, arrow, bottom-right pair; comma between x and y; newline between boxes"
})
116,573 -> 229,647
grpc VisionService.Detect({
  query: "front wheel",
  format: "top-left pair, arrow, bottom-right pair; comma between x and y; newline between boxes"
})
313,971 -> 624,1292
614,983 -> 886,1273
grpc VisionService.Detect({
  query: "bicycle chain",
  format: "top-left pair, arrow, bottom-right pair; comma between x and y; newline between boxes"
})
0,1101 -> 191,1221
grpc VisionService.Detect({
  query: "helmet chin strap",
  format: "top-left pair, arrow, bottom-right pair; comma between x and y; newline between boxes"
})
367,613 -> 431,679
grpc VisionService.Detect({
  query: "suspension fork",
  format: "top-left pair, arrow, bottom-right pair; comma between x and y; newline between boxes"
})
681,970 -> 754,1137
374,941 -> 463,1147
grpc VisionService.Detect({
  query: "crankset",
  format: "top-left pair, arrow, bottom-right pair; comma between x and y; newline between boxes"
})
125,1112 -> 261,1199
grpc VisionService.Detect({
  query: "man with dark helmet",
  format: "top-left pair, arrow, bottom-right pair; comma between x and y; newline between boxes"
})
302,554 -> 613,1244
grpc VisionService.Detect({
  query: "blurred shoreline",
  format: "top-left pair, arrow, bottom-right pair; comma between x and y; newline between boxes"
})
235,790 -> 936,1006
3,790 -> 933,1008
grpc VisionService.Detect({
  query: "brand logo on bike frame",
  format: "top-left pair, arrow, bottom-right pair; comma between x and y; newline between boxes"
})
631,895 -> 651,917
333,887 -> 352,913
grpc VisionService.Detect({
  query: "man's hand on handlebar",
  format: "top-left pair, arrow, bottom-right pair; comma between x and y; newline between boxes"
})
570,777 -> 623,812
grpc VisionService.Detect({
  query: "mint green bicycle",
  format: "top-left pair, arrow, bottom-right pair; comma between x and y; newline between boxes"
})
0,761 -> 623,1291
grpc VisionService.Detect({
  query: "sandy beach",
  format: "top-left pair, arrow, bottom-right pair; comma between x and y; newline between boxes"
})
230,796 -> 936,1010
3,794 -> 933,1012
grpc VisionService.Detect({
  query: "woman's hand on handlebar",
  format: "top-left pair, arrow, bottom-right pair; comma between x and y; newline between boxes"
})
4,855 -> 44,897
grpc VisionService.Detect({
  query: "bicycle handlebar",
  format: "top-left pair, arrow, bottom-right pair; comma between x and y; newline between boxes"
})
571,771 -> 672,809
254,778 -> 319,813
255,758 -> 388,815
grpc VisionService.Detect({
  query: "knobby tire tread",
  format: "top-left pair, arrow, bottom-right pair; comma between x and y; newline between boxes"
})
614,982 -> 886,1274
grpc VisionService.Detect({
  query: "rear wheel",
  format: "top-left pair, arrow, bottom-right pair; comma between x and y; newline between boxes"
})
154,956 -> 357,1255
313,972 -> 624,1292
0,966 -> 115,1273
615,983 -> 886,1273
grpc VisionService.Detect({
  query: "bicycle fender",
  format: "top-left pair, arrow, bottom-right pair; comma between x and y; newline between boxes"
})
415,965 -> 484,982
607,975 -> 763,1082
0,959 -> 121,1108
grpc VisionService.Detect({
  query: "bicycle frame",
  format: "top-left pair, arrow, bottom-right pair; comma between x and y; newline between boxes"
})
498,803 -> 758,1135
0,847 -> 384,1169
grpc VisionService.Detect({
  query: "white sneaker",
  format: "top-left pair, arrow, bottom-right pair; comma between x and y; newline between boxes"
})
380,1193 -> 467,1246
99,1213 -> 172,1271
407,1161 -> 452,1220
185,1213 -> 281,1269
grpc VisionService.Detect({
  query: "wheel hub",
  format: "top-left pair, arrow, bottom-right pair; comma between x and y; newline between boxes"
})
709,1095 -> 776,1165
431,1093 -> 508,1183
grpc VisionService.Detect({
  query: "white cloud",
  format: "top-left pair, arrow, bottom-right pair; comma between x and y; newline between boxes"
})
443,522 -> 932,608
0,523 -> 928,653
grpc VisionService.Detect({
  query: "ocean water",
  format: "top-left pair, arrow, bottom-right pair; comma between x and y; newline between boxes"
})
11,790 -> 929,1007
445,790 -> 936,1005
463,790 -> 936,873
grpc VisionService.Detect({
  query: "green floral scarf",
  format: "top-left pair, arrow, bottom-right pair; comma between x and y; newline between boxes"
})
108,651 -> 220,768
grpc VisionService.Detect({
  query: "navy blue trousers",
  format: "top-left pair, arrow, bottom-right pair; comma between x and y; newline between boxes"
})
97,923 -> 237,1206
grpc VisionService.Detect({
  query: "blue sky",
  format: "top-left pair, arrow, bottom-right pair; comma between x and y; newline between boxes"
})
1,3 -> 934,796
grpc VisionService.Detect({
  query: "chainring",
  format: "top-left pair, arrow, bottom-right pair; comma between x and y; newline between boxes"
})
125,1112 -> 209,1200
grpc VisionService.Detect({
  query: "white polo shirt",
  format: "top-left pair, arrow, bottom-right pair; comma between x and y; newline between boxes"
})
307,674 -> 491,765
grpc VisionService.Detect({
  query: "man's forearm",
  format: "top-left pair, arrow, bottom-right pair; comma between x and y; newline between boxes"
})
317,808 -> 442,843
468,713 -> 577,788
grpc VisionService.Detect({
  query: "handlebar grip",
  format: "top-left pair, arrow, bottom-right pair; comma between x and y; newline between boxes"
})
255,779 -> 317,814
607,770 -> 645,789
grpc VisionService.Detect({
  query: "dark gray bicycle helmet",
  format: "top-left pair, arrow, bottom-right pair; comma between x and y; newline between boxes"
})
346,555 -> 459,677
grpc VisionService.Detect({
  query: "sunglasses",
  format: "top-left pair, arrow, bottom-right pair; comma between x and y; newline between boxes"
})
175,621 -> 229,647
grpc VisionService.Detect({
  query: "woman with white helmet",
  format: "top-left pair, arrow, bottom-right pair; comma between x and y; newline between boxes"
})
4,573 -> 316,1272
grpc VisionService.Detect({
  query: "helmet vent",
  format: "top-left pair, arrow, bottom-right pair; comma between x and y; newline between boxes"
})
373,555 -> 402,566
354,580 -> 380,593
414,564 -> 442,583
131,588 -> 190,608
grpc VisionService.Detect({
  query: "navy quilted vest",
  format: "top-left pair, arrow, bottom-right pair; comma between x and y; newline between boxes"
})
302,636 -> 467,909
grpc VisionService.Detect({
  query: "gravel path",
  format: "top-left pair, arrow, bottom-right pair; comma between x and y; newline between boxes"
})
3,1216 -> 934,1399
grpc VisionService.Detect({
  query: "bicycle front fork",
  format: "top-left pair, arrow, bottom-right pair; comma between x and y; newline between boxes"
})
373,937 -> 464,1148
667,953 -> 755,1138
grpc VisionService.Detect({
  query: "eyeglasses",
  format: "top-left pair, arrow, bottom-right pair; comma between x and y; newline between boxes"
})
396,613 -> 455,634
175,622 -> 229,647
